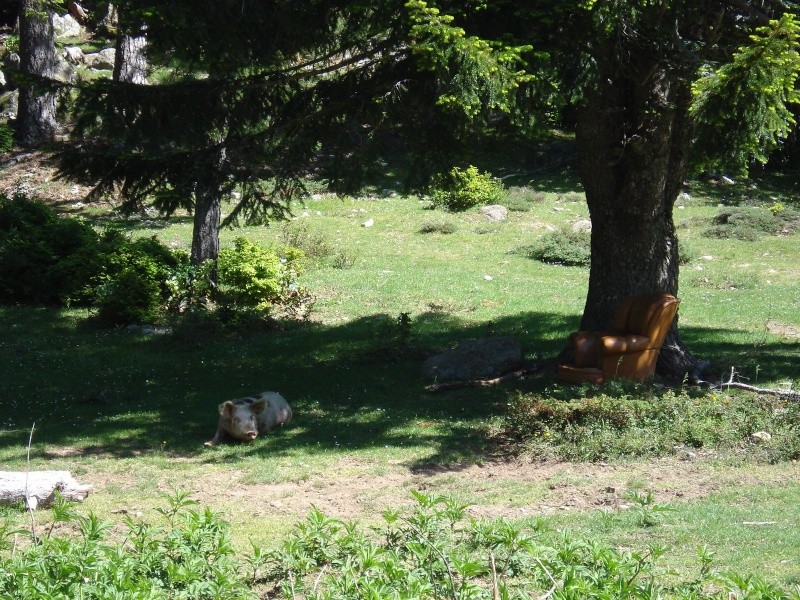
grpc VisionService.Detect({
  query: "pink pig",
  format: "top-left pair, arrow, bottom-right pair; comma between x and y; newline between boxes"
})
205,391 -> 292,446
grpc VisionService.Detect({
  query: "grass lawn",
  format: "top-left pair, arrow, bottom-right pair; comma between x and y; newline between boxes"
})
1,161 -> 799,586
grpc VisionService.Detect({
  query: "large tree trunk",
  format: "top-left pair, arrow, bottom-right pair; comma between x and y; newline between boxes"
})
575,41 -> 698,380
114,33 -> 148,84
17,0 -> 57,147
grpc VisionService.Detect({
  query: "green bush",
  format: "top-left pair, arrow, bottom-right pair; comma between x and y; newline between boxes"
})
0,194 -> 101,305
429,165 -> 505,211
93,232 -> 185,325
217,237 -> 311,316
518,226 -> 591,266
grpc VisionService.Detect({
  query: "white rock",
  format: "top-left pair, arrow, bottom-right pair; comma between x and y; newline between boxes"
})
721,175 -> 735,185
362,219 -> 374,227
571,219 -> 592,232
480,204 -> 508,222
483,274 -> 493,281
63,46 -> 84,65
53,13 -> 83,38
750,431 -> 772,443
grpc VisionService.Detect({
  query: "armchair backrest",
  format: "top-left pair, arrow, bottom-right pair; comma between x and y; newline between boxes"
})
611,293 -> 680,347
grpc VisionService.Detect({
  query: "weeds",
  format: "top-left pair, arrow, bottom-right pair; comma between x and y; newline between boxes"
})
0,489 -> 255,599
264,491 -> 797,599
504,383 -> 800,462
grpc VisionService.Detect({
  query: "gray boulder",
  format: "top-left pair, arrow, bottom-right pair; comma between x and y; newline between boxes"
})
422,336 -> 522,382
84,48 -> 116,71
480,204 -> 508,222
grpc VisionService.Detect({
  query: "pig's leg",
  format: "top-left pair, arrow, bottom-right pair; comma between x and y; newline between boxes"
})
204,426 -> 228,447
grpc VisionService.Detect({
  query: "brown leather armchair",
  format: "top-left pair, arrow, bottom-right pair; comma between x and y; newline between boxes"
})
558,294 -> 680,384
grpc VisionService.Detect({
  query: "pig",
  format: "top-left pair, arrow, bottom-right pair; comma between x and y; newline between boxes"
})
204,391 -> 292,446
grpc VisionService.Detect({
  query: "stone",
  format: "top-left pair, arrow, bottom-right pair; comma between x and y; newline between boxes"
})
84,48 -> 116,71
750,431 -> 772,443
422,336 -> 522,382
571,219 -> 592,232
53,13 -> 83,39
362,218 -> 374,227
480,204 -> 508,222
63,46 -> 85,65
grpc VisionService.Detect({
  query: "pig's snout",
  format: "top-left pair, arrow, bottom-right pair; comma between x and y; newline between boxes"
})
245,431 -> 258,440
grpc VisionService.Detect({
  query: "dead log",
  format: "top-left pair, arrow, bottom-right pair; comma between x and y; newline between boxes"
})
0,471 -> 91,509
719,367 -> 800,400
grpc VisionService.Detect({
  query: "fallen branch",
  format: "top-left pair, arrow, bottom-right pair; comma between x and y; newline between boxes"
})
425,361 -> 549,394
0,471 -> 91,509
719,367 -> 800,399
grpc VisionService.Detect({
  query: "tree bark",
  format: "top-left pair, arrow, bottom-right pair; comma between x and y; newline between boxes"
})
190,147 -> 228,280
114,33 -> 148,84
17,0 -> 57,147
575,40 -> 698,380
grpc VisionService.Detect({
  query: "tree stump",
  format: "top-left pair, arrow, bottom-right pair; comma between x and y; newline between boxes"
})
0,471 -> 91,509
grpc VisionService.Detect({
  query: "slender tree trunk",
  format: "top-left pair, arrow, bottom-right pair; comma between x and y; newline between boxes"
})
190,147 -> 227,281
17,0 -> 57,147
575,42 -> 698,380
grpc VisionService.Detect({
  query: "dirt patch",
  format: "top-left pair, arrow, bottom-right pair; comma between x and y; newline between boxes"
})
181,456 -> 800,524
0,150 -> 100,213
767,321 -> 800,339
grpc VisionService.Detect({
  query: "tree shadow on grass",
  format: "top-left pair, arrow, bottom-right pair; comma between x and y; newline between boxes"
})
0,306 -> 796,468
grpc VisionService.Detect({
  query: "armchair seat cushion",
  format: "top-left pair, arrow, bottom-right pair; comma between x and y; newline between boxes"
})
601,334 -> 650,354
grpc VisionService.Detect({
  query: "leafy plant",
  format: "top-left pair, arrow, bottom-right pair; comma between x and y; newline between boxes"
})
0,489 -> 256,599
624,490 -> 676,527
429,165 -> 505,211
264,491 -> 794,599
704,206 -> 800,240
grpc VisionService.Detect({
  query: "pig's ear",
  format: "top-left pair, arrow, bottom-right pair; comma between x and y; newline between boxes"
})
219,401 -> 235,417
251,399 -> 268,414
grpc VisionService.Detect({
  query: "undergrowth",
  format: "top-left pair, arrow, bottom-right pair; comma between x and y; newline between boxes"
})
2,487 -> 798,598
504,382 -> 800,462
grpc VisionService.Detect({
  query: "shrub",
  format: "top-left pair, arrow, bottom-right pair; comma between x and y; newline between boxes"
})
93,232 -> 185,325
518,226 -> 591,266
418,220 -> 458,234
429,165 -> 505,211
217,237 -> 311,316
0,194 -> 101,305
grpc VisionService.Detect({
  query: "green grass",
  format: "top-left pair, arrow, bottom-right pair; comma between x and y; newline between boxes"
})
1,168 -> 799,585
